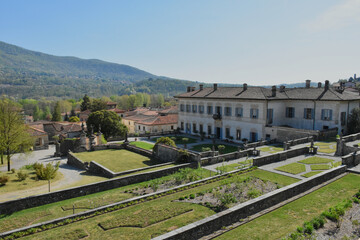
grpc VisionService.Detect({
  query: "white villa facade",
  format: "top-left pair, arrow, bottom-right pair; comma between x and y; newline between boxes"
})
176,81 -> 360,142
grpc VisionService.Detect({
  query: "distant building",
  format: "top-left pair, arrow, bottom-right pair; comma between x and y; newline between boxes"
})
27,126 -> 49,150
176,81 -> 360,142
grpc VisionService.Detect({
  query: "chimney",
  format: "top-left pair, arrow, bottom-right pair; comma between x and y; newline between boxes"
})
213,83 -> 218,90
243,83 -> 248,91
280,85 -> 285,92
199,84 -> 203,91
187,86 -> 191,92
318,82 -> 322,88
191,87 -> 195,91
271,85 -> 276,97
305,80 -> 311,88
325,80 -> 330,90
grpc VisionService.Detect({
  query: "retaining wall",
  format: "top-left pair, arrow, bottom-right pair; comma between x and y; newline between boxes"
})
342,152 -> 360,167
342,132 -> 360,143
154,144 -> 201,162
253,146 -> 309,167
154,165 -> 347,240
0,163 -> 194,214
200,149 -> 253,166
67,152 -> 88,170
124,144 -> 153,158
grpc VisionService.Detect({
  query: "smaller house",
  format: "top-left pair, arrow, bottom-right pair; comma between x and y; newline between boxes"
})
79,109 -> 91,122
28,126 -> 49,150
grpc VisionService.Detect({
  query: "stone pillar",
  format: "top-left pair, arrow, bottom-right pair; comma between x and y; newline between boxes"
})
335,137 -> 344,156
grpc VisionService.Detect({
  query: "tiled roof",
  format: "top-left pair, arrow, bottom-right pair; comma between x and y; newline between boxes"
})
108,108 -> 125,113
137,114 -> 178,126
176,86 -> 360,101
158,106 -> 178,114
28,126 -> 47,136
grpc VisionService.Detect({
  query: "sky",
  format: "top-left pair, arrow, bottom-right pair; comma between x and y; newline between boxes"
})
1,0 -> 360,85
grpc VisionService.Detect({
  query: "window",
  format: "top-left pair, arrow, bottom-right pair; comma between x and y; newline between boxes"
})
250,132 -> 258,142
199,105 -> 204,114
193,123 -> 197,132
186,123 -> 190,132
181,122 -> 184,130
199,124 -> 203,133
225,128 -> 230,138
143,126 -> 145,131
186,104 -> 191,112
192,105 -> 197,113
180,104 -> 184,112
138,126 -> 140,130
224,107 -> 232,116
236,129 -> 241,140
267,109 -> 273,124
250,108 -> 259,119
304,108 -> 314,120
341,112 -> 346,126
171,125 -> 174,130
235,107 -> 243,117
207,106 -> 213,115
321,109 -> 333,121
215,106 -> 222,115
208,125 -> 212,135
286,107 -> 295,118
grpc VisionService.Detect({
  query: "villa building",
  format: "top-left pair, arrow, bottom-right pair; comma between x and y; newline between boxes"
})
176,80 -> 360,142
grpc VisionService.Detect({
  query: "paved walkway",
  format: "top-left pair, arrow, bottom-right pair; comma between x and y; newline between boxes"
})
0,145 -> 84,202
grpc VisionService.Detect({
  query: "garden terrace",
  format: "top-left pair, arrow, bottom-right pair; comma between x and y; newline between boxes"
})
215,173 -> 360,240
73,149 -> 158,173
0,169 -> 298,239
151,136 -> 198,145
129,141 -> 154,151
190,144 -> 238,154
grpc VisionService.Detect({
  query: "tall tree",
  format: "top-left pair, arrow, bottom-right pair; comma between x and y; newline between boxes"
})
90,99 -> 107,112
51,101 -> 62,122
0,98 -> 33,171
70,109 -> 76,117
80,94 -> 91,111
87,110 -> 127,139
348,108 -> 360,134
33,105 -> 42,121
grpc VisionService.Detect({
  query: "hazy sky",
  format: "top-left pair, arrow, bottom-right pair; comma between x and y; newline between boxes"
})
1,0 -> 360,85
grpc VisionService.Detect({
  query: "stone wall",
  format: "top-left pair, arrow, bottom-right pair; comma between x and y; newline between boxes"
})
265,126 -> 337,142
246,139 -> 276,149
88,161 -> 114,178
154,144 -> 201,162
124,144 -> 152,158
154,166 -> 347,240
288,136 -> 313,146
67,152 -> 88,170
200,149 -> 253,166
253,146 -> 309,167
342,152 -> 360,167
0,163 -> 194,214
341,132 -> 360,143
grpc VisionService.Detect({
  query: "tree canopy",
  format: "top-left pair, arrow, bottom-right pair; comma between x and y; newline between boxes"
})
87,110 -> 127,139
348,108 -> 360,134
80,94 -> 91,111
0,98 -> 33,171
51,101 -> 62,121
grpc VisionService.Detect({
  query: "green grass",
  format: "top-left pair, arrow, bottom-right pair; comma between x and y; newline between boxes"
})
191,144 -> 238,154
310,164 -> 331,170
152,136 -> 198,145
298,157 -> 334,164
259,146 -> 284,153
99,205 -> 193,229
215,159 -> 253,173
0,167 -> 63,195
3,169 -> 297,239
47,228 -> 88,240
129,141 -> 154,150
275,163 -> 306,175
301,171 -> 323,178
215,173 -> 360,240
74,149 -> 157,173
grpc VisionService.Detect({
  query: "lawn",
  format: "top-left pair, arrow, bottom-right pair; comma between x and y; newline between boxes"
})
274,162 -> 306,175
191,144 -> 238,154
301,171 -> 323,178
0,166 -> 63,195
2,169 -> 298,239
74,149 -> 157,173
215,173 -> 360,240
259,146 -> 284,154
310,164 -> 331,170
298,156 -> 333,164
152,136 -> 198,145
129,141 -> 154,150
215,159 -> 253,173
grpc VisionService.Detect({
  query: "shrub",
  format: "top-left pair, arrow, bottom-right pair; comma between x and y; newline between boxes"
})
190,194 -> 195,199
179,196 -> 185,200
247,188 -> 261,199
218,145 -> 225,154
35,162 -> 60,180
202,147 -> 211,152
16,171 -> 28,181
296,226 -> 303,233
0,175 -> 9,186
220,193 -> 237,207
303,222 -> 314,234
153,137 -> 176,149
11,168 -> 16,174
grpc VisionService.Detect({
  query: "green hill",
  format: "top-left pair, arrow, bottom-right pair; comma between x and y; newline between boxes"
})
0,41 -> 197,99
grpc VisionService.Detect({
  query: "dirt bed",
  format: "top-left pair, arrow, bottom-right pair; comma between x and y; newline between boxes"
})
315,203 -> 360,240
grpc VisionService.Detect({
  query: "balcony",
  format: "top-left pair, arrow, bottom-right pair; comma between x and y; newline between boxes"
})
213,113 -> 222,120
